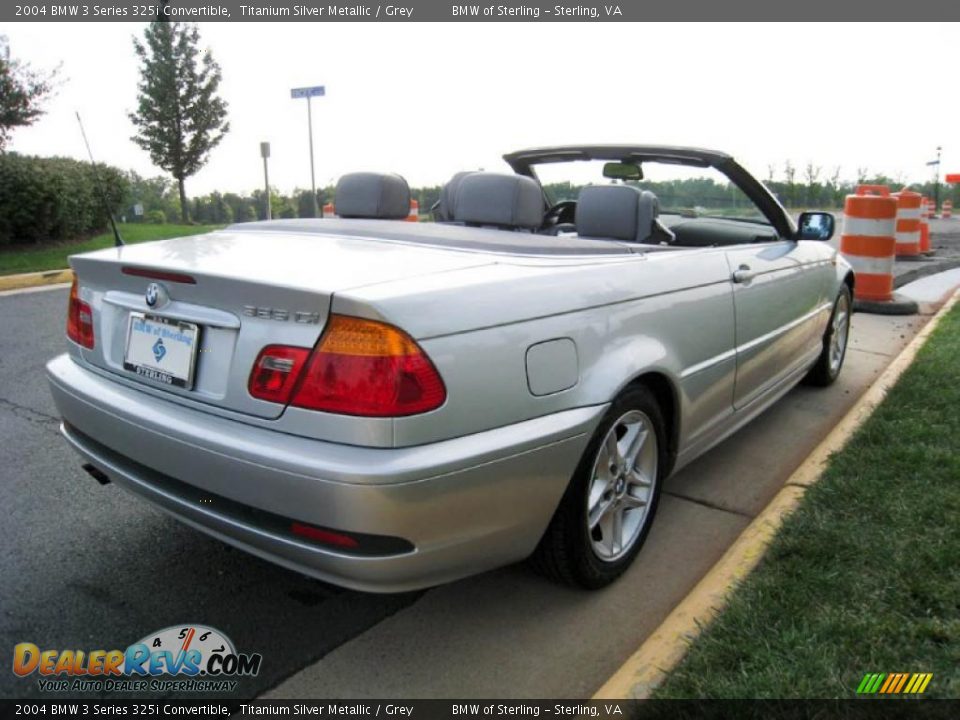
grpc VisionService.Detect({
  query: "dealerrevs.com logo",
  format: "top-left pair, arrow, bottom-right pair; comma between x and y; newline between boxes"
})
12,624 -> 262,693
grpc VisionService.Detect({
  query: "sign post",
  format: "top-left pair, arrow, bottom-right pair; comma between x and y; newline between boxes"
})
260,141 -> 271,220
290,85 -> 326,217
926,146 -> 942,212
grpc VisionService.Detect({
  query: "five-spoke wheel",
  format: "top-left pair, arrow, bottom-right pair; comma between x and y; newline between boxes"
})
586,410 -> 658,562
532,385 -> 665,589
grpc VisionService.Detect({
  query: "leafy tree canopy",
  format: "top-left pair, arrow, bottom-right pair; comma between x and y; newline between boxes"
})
0,36 -> 59,151
129,22 -> 229,222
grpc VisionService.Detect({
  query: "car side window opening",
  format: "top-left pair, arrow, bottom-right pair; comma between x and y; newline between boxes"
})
529,160 -> 777,247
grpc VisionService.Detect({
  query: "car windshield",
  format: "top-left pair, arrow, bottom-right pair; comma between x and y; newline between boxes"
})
530,160 -> 769,223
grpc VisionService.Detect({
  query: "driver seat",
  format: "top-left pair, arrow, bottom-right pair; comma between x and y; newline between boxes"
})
575,185 -> 675,245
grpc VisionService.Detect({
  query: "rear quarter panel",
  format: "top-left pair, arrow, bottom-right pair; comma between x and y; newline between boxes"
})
335,249 -> 737,449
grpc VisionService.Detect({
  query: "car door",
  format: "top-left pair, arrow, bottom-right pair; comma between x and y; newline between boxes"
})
726,240 -> 829,409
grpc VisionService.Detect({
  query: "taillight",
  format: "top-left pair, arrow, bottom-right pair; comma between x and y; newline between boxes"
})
66,278 -> 95,349
248,315 -> 447,417
248,345 -> 311,404
291,315 -> 446,417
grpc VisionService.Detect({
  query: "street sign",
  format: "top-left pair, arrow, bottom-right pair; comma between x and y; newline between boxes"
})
946,174 -> 960,183
260,142 -> 270,158
290,84 -> 326,216
290,85 -> 325,99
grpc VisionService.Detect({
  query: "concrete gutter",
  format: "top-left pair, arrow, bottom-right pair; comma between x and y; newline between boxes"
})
593,287 -> 960,700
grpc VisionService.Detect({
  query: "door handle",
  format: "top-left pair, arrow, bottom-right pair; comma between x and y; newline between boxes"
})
732,265 -> 755,284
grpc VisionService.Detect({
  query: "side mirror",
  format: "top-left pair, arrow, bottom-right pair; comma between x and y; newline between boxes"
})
796,211 -> 835,241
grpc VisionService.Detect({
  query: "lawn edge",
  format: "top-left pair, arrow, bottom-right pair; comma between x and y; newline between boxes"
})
592,288 -> 960,701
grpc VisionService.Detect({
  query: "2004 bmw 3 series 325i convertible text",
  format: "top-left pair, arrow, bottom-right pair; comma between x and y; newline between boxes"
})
47,145 -> 853,592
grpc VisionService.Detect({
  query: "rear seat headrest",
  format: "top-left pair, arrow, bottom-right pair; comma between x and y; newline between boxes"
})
576,185 -> 659,242
335,172 -> 411,219
453,173 -> 544,230
435,171 -> 475,222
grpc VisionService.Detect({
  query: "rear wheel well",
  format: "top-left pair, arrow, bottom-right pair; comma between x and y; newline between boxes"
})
843,270 -> 855,296
625,372 -> 679,476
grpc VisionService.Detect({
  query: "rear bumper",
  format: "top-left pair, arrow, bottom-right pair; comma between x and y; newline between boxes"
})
47,354 -> 603,592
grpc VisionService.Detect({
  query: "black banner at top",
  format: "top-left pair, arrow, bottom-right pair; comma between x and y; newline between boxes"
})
4,0 -> 957,22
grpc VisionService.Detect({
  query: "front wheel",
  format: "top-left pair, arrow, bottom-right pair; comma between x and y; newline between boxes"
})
531,386 -> 666,589
805,285 -> 852,387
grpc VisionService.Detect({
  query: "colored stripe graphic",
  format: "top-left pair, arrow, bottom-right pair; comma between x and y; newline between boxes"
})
857,672 -> 932,694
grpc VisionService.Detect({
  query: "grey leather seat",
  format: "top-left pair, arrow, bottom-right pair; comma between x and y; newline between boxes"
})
433,171 -> 475,222
334,172 -> 411,219
575,185 -> 675,245
452,172 -> 544,231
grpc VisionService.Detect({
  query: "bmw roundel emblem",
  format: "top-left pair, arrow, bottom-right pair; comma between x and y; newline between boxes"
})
145,282 -> 166,308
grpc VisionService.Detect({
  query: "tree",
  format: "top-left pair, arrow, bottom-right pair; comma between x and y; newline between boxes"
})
0,36 -> 58,151
803,162 -> 821,207
783,161 -> 797,208
129,22 -> 229,223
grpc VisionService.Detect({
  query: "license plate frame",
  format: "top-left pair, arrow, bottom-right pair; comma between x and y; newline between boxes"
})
123,312 -> 201,390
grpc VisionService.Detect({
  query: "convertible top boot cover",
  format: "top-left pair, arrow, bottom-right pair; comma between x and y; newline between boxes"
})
335,172 -> 412,219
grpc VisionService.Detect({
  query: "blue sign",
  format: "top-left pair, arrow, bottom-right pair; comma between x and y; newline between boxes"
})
290,86 -> 325,99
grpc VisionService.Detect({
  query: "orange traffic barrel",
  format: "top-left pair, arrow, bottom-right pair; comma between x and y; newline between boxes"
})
405,198 -> 419,222
919,217 -> 931,253
841,185 -> 898,302
323,202 -> 338,219
892,189 -> 921,257
943,200 -> 953,219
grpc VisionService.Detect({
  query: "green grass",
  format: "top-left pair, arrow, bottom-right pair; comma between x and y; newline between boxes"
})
0,223 -> 224,276
655,303 -> 960,699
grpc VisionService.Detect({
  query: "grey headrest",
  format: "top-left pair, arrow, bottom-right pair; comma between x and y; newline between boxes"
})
453,173 -> 544,230
335,172 -> 411,219
435,171 -> 475,222
576,185 -> 659,242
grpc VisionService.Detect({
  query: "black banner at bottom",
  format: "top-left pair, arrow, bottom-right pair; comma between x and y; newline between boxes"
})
3,699 -> 960,720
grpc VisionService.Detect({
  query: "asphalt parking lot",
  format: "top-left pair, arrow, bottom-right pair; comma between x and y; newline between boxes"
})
0,287 -> 420,701
1,279 -> 941,700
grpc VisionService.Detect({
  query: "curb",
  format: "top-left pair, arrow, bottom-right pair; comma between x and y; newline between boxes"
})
0,268 -> 73,292
592,287 -> 960,701
893,256 -> 960,289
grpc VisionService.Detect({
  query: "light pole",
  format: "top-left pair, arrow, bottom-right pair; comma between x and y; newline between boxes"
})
290,85 -> 326,217
260,142 -> 271,220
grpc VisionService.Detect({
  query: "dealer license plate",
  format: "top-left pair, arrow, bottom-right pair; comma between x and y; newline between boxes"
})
123,313 -> 200,389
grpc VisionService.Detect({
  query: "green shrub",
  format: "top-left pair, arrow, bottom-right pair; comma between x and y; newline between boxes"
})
145,209 -> 166,224
0,153 -> 129,245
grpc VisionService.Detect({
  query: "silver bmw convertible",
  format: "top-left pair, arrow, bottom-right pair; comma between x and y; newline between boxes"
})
47,145 -> 852,592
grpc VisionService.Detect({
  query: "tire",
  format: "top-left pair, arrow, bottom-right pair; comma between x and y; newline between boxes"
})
531,385 -> 666,589
804,284 -> 852,387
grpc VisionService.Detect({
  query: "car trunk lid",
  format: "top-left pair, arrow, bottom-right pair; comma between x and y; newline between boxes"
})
69,228 -> 493,419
